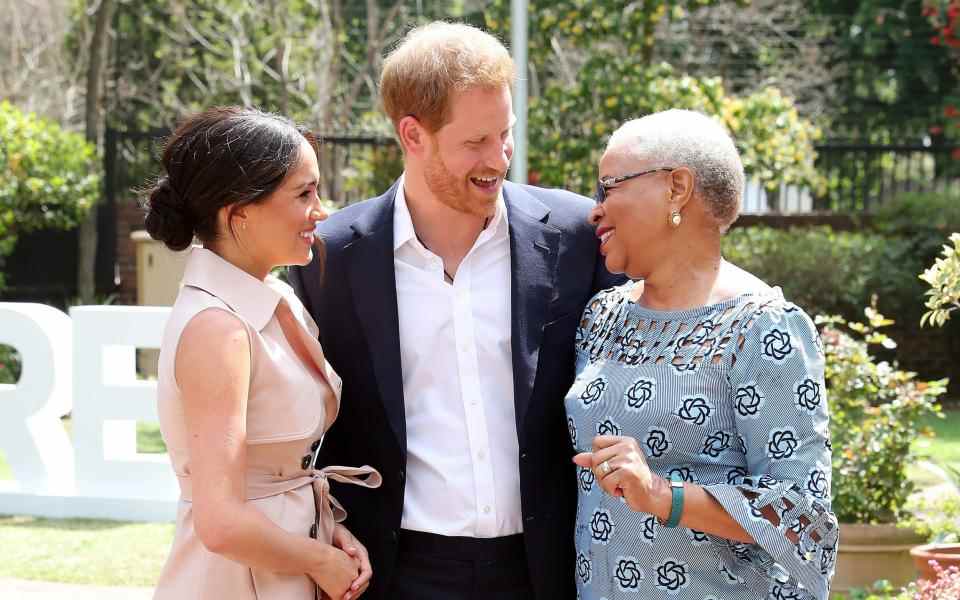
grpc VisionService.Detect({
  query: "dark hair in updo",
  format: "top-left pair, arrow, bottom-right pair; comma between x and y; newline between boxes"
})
143,106 -> 318,251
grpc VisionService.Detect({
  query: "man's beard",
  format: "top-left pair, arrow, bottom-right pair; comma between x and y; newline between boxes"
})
423,151 -> 500,218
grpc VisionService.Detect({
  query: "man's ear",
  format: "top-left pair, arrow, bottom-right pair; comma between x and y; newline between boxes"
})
668,167 -> 695,212
397,115 -> 429,157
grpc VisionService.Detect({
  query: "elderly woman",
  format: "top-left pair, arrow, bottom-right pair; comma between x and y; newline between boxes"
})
566,109 -> 838,600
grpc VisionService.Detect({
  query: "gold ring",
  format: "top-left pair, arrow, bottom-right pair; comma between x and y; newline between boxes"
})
597,461 -> 612,477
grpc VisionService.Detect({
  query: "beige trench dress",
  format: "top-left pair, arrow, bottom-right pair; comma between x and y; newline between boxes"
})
153,248 -> 381,600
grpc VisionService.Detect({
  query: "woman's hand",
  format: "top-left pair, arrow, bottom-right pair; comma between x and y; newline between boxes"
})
307,543 -> 361,600
331,524 -> 372,599
573,435 -> 671,518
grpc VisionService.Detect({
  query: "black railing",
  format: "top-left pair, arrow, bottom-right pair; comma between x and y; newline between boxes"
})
813,141 -> 960,212
101,129 -> 402,209
3,129 -> 957,304
315,134 -> 401,207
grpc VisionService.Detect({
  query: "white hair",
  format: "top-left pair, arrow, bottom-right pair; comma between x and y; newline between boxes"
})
607,109 -> 745,231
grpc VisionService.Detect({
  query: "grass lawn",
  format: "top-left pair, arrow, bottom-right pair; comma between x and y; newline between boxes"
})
913,409 -> 960,467
0,515 -> 173,586
0,421 -> 172,586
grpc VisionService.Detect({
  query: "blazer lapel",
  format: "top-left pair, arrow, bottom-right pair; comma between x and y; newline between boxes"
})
504,183 -> 560,432
344,183 -> 407,451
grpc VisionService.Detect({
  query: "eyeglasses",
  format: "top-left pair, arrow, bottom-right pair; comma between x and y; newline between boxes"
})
594,167 -> 674,204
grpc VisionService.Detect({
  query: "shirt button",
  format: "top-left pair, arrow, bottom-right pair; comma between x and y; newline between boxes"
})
477,450 -> 485,460
483,506 -> 491,514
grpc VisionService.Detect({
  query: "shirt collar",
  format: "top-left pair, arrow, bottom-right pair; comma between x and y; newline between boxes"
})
180,247 -> 284,331
392,172 -> 509,253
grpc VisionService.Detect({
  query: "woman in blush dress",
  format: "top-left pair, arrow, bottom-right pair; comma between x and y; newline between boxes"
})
566,109 -> 838,600
145,107 -> 381,600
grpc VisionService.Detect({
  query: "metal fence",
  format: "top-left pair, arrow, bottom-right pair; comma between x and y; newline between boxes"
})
813,141 -> 960,213
2,128 -> 957,303
99,130 -> 960,214
102,129 -> 403,209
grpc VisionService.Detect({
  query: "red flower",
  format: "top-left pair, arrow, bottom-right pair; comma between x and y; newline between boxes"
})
952,148 -> 960,161
932,35 -> 943,45
923,5 -> 938,17
930,125 -> 944,135
947,105 -> 960,118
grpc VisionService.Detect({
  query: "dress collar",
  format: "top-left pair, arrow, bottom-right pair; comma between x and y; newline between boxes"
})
180,247 -> 285,331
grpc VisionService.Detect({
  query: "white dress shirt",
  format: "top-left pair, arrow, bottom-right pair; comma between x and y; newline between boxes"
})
393,174 -> 521,538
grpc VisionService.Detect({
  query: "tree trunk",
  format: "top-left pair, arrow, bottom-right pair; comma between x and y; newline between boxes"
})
77,0 -> 115,303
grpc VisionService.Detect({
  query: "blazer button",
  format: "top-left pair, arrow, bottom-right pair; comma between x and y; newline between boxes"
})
391,530 -> 398,543
525,515 -> 535,523
311,439 -> 321,451
301,455 -> 312,470
520,452 -> 528,460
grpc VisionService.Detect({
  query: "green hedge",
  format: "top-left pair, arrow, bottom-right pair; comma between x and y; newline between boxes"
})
722,224 -> 929,326
724,191 -> 960,398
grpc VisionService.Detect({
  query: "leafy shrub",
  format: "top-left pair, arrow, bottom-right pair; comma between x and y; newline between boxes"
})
724,224 -> 960,399
920,232 -> 960,327
0,101 -> 100,291
905,490 -> 960,544
819,307 -> 947,524
874,191 -> 960,311
844,579 -> 912,600
525,59 -> 823,197
722,226 -> 912,319
0,344 -> 21,385
847,579 -> 913,600
337,112 -> 402,208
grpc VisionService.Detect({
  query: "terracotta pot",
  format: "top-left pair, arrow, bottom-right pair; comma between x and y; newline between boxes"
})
833,523 -> 927,593
911,543 -> 960,581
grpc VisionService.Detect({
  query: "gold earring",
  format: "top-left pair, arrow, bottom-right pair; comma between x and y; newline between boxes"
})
241,221 -> 247,230
670,211 -> 682,227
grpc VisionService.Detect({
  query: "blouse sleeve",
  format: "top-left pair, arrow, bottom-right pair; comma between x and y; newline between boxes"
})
702,303 -> 839,599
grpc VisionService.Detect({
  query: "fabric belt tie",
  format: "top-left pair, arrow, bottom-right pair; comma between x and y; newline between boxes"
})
308,465 -> 382,545
177,465 -> 381,600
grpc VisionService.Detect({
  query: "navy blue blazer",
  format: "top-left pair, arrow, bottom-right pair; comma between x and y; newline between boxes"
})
289,179 -> 622,600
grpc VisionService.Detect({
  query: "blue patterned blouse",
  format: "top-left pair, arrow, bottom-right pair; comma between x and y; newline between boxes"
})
564,283 -> 839,600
